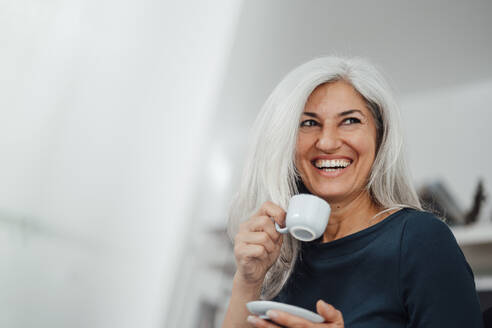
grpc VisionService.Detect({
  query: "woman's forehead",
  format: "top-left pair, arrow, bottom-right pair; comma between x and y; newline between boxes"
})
304,81 -> 368,114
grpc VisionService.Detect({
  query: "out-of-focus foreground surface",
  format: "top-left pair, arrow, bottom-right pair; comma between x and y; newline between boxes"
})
0,0 -> 242,327
1,1 -> 492,327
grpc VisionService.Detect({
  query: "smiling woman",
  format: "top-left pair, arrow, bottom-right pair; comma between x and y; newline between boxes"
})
222,57 -> 483,327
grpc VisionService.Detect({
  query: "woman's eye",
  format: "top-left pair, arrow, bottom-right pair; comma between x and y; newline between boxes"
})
342,117 -> 361,125
300,119 -> 318,127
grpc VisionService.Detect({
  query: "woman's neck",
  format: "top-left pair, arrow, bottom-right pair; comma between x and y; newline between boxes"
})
322,190 -> 383,243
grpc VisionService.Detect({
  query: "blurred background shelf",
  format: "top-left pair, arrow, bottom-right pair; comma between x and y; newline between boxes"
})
475,276 -> 492,291
452,224 -> 492,280
451,224 -> 492,246
452,224 -> 492,246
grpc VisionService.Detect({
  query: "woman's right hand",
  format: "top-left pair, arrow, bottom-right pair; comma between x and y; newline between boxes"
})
233,201 -> 286,286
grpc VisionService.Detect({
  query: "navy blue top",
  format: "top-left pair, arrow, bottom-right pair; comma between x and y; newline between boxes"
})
273,208 -> 483,327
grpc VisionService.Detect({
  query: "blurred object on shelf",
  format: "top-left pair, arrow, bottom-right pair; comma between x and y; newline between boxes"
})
209,262 -> 236,277
208,227 -> 232,243
419,179 -> 487,226
419,180 -> 465,225
195,300 -> 219,328
464,179 -> 486,225
207,227 -> 235,277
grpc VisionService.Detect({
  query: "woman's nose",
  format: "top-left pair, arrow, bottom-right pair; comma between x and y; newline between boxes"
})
315,127 -> 342,152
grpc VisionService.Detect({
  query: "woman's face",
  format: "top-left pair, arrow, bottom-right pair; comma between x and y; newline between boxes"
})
295,81 -> 378,203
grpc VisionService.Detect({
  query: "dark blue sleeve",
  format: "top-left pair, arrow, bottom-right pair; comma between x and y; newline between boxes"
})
399,212 -> 483,327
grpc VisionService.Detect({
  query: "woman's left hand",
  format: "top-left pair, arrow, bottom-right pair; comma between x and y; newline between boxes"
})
247,300 -> 344,328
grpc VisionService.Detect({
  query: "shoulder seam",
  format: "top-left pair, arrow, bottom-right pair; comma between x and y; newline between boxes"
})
397,215 -> 409,316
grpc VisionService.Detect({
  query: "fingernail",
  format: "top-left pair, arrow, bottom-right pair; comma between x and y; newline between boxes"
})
247,315 -> 258,324
320,300 -> 330,310
266,310 -> 278,318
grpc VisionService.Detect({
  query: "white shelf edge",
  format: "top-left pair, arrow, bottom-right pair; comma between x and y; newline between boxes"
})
475,275 -> 492,291
451,224 -> 492,246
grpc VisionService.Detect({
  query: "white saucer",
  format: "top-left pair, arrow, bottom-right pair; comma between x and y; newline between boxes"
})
246,300 -> 324,323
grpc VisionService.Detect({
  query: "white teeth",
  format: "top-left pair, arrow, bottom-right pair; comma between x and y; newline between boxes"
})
314,159 -> 351,169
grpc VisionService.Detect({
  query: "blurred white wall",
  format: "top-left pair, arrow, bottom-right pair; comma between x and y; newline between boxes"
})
0,0 -> 242,327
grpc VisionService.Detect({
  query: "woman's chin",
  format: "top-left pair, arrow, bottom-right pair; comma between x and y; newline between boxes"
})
310,191 -> 348,203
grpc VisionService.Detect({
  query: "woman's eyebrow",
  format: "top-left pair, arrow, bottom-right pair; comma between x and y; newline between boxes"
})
338,109 -> 365,117
302,111 -> 318,118
302,109 -> 366,118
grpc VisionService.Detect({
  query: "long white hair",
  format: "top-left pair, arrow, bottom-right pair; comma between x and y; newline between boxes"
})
227,56 -> 422,300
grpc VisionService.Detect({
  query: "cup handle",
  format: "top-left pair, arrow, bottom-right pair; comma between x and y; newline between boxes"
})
275,222 -> 289,234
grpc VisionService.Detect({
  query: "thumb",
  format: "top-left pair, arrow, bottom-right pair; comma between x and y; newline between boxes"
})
316,300 -> 343,324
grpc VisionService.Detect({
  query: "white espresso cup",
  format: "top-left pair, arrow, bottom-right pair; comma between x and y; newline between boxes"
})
275,194 -> 331,242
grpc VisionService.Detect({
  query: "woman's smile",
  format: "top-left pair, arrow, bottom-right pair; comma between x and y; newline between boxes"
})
312,157 -> 352,177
